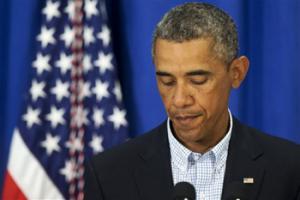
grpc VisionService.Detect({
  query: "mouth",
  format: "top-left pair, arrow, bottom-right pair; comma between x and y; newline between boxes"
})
173,114 -> 202,126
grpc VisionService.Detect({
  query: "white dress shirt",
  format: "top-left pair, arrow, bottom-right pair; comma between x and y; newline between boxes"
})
167,110 -> 233,200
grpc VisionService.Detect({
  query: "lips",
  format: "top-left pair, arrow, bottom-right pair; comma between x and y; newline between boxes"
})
173,113 -> 202,126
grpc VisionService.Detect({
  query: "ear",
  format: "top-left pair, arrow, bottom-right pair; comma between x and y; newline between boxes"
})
229,56 -> 249,88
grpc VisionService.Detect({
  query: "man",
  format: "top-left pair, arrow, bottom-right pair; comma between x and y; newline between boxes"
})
84,2 -> 300,200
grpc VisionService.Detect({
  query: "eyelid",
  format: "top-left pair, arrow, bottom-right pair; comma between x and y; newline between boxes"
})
191,79 -> 207,85
190,77 -> 208,84
158,76 -> 175,86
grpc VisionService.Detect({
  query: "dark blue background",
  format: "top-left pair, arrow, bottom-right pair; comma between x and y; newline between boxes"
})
1,0 -> 300,192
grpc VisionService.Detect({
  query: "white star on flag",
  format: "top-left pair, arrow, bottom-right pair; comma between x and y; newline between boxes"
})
30,80 -> 46,101
92,108 -> 105,127
84,0 -> 99,19
41,133 -> 61,155
92,80 -> 110,101
97,25 -> 111,46
73,106 -> 89,127
113,81 -> 123,102
60,159 -> 76,182
65,137 -> 83,152
79,81 -> 92,100
94,52 -> 113,74
89,134 -> 104,154
37,26 -> 56,48
60,26 -> 75,47
55,52 -> 72,74
108,107 -> 127,130
51,80 -> 70,101
83,54 -> 93,73
64,0 -> 75,19
46,106 -> 65,128
32,53 -> 51,75
84,26 -> 95,46
22,106 -> 41,128
42,0 -> 61,21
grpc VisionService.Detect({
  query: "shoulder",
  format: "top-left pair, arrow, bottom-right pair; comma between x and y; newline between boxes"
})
246,123 -> 299,154
253,127 -> 300,165
235,118 -> 300,163
88,121 -> 167,169
230,119 -> 300,199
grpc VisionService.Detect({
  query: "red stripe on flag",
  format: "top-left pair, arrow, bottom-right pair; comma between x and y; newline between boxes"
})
2,171 -> 27,200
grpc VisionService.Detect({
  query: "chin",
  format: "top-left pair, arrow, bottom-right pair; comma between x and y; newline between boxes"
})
176,128 -> 205,143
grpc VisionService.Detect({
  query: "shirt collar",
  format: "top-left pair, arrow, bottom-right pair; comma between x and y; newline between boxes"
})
167,109 -> 233,172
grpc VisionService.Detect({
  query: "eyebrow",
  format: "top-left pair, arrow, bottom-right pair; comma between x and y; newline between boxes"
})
186,70 -> 211,76
156,71 -> 172,76
156,69 -> 212,77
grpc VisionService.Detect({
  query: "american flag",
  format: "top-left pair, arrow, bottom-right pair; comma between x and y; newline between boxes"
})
2,0 -> 128,199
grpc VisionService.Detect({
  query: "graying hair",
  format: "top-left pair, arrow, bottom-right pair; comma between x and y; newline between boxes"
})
152,2 -> 238,64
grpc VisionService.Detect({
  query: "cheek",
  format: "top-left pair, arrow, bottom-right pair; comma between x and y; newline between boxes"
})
157,86 -> 172,107
194,82 -> 230,115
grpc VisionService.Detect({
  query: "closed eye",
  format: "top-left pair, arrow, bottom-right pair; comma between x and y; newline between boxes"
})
159,77 -> 176,86
186,69 -> 211,85
190,77 -> 208,85
156,71 -> 176,86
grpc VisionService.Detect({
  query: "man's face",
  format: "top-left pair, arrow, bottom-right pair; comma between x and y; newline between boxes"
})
154,38 -> 241,151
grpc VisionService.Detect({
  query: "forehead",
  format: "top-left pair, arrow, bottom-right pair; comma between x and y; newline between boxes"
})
154,38 -> 224,73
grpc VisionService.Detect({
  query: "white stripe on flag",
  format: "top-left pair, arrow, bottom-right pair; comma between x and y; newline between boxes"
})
7,129 -> 64,199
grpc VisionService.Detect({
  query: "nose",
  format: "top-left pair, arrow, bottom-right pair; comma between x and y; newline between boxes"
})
172,84 -> 193,108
